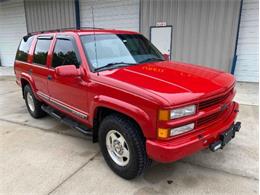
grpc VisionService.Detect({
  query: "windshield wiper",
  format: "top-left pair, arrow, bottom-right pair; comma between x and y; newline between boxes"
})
94,62 -> 136,72
139,57 -> 165,63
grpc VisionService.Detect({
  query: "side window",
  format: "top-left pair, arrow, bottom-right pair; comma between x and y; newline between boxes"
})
16,36 -> 34,62
52,38 -> 80,68
33,39 -> 52,66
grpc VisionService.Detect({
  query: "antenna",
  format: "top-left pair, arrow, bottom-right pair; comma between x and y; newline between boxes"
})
91,6 -> 99,76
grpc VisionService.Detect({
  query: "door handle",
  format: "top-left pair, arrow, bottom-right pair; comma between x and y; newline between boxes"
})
47,75 -> 52,80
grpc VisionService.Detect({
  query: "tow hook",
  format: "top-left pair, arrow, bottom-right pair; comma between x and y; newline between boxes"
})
209,122 -> 241,152
234,122 -> 241,132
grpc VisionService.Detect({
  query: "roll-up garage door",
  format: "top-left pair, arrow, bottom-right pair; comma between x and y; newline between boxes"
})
0,0 -> 27,67
235,0 -> 259,82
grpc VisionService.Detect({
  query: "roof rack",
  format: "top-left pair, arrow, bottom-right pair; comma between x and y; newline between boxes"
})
27,26 -> 104,36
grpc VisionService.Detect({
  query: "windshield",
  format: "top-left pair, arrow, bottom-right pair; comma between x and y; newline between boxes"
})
80,34 -> 164,71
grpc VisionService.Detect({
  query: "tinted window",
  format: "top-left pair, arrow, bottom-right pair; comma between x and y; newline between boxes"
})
52,38 -> 80,68
33,39 -> 51,65
16,36 -> 34,62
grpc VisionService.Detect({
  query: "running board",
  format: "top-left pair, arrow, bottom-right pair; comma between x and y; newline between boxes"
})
41,105 -> 93,137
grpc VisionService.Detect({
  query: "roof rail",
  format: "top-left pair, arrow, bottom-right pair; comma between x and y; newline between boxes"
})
28,26 -> 104,35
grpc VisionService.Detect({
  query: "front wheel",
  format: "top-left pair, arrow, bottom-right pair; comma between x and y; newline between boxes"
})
98,114 -> 151,179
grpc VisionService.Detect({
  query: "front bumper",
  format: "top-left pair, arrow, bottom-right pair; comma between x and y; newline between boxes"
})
146,102 -> 240,163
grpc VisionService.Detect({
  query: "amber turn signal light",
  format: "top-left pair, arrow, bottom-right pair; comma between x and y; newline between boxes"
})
157,128 -> 169,139
158,110 -> 170,121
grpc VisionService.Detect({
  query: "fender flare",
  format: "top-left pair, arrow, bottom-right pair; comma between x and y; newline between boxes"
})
90,95 -> 154,138
20,73 -> 39,99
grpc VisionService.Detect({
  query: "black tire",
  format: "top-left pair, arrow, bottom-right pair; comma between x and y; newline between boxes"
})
98,114 -> 151,179
24,85 -> 46,118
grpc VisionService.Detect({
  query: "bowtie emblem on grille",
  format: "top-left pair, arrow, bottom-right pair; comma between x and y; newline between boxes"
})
220,103 -> 228,112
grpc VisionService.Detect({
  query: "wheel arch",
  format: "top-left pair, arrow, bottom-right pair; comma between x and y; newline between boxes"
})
20,74 -> 37,99
91,97 -> 153,142
93,106 -> 145,141
21,78 -> 30,98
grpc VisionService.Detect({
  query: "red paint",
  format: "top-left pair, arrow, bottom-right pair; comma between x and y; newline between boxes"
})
55,65 -> 82,77
147,102 -> 239,162
14,30 -> 239,163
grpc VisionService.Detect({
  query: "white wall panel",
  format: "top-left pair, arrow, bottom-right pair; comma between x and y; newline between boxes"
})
80,0 -> 139,31
140,0 -> 241,72
0,0 -> 27,67
24,0 -> 76,33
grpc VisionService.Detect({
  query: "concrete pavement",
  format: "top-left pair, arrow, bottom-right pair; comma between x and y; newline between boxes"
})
0,75 -> 258,195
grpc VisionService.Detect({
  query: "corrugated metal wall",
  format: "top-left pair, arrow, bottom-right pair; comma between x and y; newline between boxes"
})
140,0 -> 241,72
234,0 -> 259,82
0,0 -> 27,66
24,0 -> 76,33
80,0 -> 140,31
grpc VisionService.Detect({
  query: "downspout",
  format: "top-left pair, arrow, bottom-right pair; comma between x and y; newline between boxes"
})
231,0 -> 243,74
75,0 -> 80,29
23,0 -> 29,33
139,0 -> 141,32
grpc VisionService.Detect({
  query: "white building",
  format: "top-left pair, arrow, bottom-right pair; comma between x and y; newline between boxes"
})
0,0 -> 258,82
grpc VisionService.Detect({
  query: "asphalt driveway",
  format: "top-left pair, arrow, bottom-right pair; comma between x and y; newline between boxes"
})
0,76 -> 258,195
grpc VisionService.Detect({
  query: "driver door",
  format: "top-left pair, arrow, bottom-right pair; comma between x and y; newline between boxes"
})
47,35 -> 88,121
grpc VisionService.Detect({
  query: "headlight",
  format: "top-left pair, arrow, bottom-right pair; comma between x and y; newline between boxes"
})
158,105 -> 196,120
170,123 -> 195,136
170,105 -> 196,119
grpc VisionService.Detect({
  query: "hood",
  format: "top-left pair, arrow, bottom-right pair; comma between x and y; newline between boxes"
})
99,61 -> 235,106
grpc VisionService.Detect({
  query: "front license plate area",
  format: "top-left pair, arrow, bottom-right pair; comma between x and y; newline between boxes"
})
210,122 -> 241,152
220,125 -> 236,146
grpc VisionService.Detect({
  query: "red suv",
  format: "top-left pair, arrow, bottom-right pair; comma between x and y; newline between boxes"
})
14,29 -> 241,179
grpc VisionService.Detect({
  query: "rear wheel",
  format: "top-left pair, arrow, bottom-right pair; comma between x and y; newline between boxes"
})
99,114 -> 151,179
24,85 -> 46,118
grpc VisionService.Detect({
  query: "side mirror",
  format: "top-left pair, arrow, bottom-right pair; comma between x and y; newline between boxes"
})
55,65 -> 81,77
163,54 -> 170,61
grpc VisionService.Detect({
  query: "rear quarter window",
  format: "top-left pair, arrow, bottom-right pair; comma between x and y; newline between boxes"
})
16,36 -> 34,62
33,38 -> 52,66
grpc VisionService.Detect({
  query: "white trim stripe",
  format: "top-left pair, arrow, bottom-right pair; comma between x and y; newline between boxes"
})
37,91 -> 88,119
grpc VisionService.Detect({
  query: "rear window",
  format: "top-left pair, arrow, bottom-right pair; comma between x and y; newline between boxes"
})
16,36 -> 34,62
33,39 -> 52,66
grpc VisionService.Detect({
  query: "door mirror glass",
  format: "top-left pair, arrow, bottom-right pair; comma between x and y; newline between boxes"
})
55,65 -> 81,77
